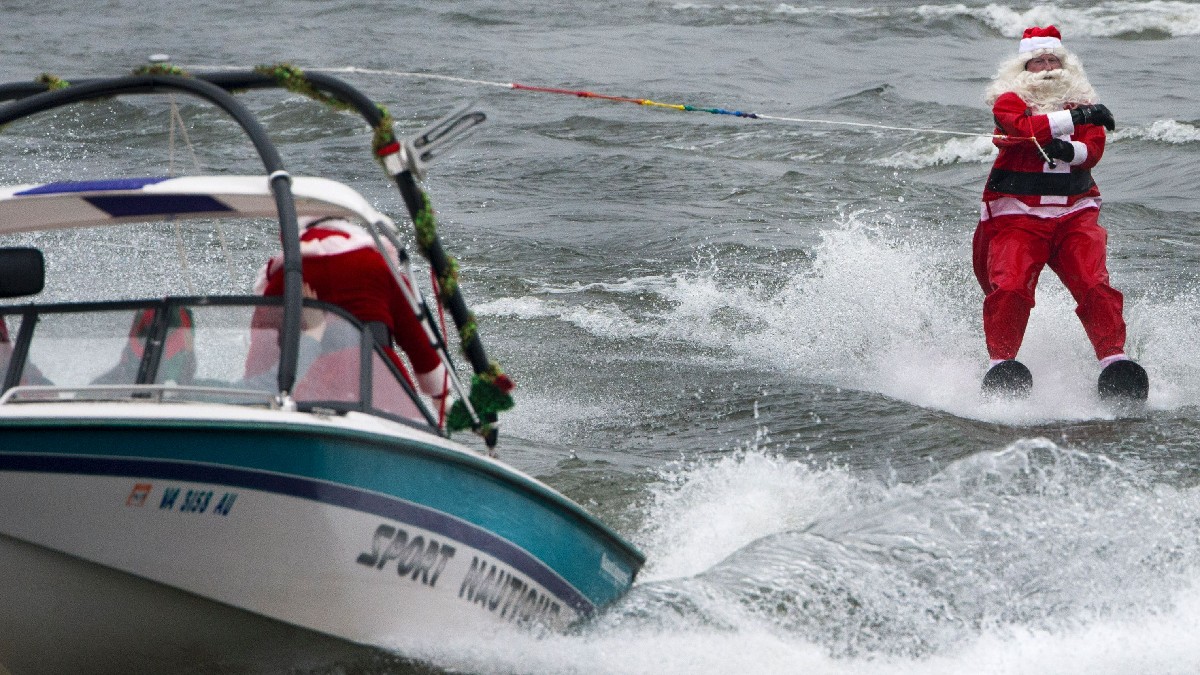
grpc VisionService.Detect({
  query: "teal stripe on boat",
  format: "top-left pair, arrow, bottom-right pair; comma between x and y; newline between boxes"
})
0,419 -> 643,607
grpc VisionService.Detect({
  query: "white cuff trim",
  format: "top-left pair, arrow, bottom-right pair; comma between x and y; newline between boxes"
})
1069,141 -> 1088,166
1100,354 -> 1128,368
1047,110 -> 1074,138
417,363 -> 449,398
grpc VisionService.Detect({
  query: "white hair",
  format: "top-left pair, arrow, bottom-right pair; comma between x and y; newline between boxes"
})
984,48 -> 1098,113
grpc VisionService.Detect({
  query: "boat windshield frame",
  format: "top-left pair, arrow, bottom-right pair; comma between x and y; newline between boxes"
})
0,295 -> 441,432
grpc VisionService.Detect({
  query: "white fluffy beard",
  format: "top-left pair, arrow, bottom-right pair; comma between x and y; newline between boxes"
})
985,51 -> 1099,113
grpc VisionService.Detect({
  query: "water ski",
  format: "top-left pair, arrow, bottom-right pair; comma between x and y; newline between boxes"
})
1098,359 -> 1149,403
982,359 -> 1033,399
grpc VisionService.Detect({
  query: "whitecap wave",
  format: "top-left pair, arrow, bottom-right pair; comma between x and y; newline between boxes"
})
773,3 -> 886,18
638,448 -> 858,581
976,1 -> 1200,38
475,295 -> 662,340
1114,119 -> 1200,144
873,135 -> 997,169
534,275 -> 675,295
674,2 -> 1200,37
468,440 -> 1200,673
475,273 -> 765,352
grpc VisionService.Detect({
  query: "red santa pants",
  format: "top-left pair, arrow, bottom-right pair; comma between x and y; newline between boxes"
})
972,208 -> 1126,361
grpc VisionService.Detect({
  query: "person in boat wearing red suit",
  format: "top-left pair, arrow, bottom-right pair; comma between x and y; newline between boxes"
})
974,25 -> 1147,399
246,216 -> 448,409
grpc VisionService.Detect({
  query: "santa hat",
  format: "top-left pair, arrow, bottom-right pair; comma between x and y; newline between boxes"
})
985,24 -> 1096,109
1019,26 -> 1063,54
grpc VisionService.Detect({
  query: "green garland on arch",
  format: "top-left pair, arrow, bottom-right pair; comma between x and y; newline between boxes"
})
132,63 -> 190,77
440,257 -> 460,296
447,364 -> 516,434
370,103 -> 397,158
254,63 -> 352,112
413,193 -> 460,296
414,193 -> 471,338
414,193 -> 515,437
459,314 -> 477,346
247,64 -> 515,440
412,190 -> 439,250
36,73 -> 70,90
255,63 -> 397,169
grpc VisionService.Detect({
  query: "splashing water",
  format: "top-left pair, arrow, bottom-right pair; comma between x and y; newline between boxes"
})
1114,120 -> 1200,145
393,438 -> 1200,674
479,208 -> 1200,423
873,136 -> 998,170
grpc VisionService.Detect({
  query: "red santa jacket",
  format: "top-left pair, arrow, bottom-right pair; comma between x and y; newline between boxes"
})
982,92 -> 1106,219
250,219 -> 446,398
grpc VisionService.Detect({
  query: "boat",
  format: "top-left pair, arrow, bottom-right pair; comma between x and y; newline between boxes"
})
0,65 -> 644,672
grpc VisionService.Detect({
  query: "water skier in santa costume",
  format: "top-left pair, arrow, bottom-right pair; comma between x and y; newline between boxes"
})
974,25 -> 1148,401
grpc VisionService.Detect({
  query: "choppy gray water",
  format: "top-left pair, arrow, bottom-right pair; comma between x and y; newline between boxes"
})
3,1 -> 1200,673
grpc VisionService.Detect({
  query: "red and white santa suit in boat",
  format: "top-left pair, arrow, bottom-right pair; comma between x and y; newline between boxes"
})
974,26 -> 1129,368
248,216 -> 447,404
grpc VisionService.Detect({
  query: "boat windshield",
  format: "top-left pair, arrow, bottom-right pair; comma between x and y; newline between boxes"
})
0,297 -> 437,430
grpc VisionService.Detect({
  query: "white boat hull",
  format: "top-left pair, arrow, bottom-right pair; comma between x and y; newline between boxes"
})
0,470 -> 573,644
0,405 -> 643,668
0,532 -> 387,674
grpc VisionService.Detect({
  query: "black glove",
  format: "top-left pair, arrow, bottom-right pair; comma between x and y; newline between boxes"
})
1070,104 -> 1115,131
1042,138 -> 1075,162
